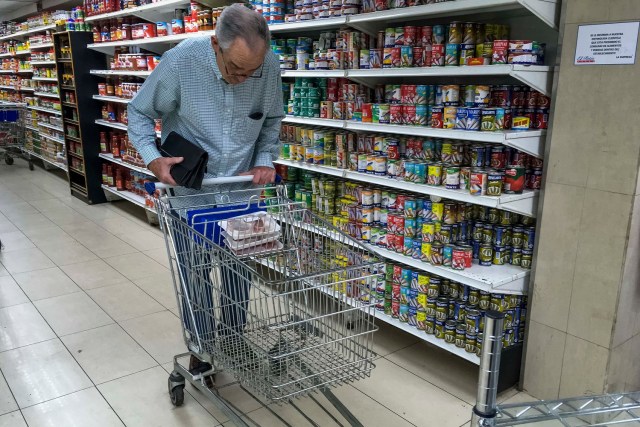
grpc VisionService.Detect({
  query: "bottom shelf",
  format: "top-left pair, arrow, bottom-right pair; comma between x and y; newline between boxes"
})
25,149 -> 68,172
101,184 -> 155,213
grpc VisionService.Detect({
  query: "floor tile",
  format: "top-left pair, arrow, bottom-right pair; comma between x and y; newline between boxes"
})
21,225 -> 76,246
0,411 -> 26,427
81,235 -> 139,258
0,247 -> 55,274
0,276 -> 29,308
98,366 -> 218,427
0,202 -> 39,218
87,282 -> 165,322
0,373 -> 18,416
12,267 -> 81,301
386,341 -> 479,404
0,221 -> 18,235
103,252 -> 167,281
119,311 -> 186,364
0,303 -> 55,351
115,230 -> 165,252
8,213 -> 55,231
97,217 -> 147,236
60,259 -> 129,290
373,322 -> 421,358
0,263 -> 7,277
28,198 -> 70,212
142,248 -> 171,268
0,339 -> 92,408
62,324 -> 157,384
42,208 -> 92,227
37,241 -> 98,267
0,231 -> 35,252
34,292 -> 114,336
22,387 -> 124,427
133,271 -> 179,310
353,358 -> 471,427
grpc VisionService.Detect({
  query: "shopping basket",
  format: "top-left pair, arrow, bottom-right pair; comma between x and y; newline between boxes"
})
147,176 -> 382,426
0,102 -> 32,169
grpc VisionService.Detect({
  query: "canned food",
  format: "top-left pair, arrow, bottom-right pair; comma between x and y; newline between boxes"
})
479,244 -> 493,266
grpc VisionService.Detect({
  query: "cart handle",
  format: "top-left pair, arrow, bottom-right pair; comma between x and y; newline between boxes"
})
145,174 -> 282,195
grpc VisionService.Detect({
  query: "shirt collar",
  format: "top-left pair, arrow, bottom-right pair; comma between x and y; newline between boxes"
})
207,38 -> 223,81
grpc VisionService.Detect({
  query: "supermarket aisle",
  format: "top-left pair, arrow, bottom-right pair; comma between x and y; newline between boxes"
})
0,162 -> 529,427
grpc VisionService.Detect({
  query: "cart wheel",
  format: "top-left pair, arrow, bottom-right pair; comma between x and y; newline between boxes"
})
169,384 -> 185,406
28,162 -> 34,171
4,156 -> 13,165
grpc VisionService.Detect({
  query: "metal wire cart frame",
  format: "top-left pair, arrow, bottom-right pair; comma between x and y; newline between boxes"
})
149,176 -> 381,426
0,102 -> 33,170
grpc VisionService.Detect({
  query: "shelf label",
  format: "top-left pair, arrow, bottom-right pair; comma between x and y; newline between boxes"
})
575,22 -> 639,65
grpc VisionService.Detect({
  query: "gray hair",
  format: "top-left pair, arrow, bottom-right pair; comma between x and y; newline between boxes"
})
217,3 -> 270,51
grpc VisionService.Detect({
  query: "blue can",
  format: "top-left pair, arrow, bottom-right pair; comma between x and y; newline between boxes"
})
400,286 -> 409,304
513,306 -> 521,326
408,306 -> 418,326
400,45 -> 413,67
435,85 -> 443,105
466,107 -> 481,131
412,238 -> 422,259
460,221 -> 469,242
455,107 -> 468,130
416,217 -> 425,237
403,161 -> 415,182
401,267 -> 412,287
453,299 -> 466,321
416,85 -> 429,104
524,226 -> 536,250
399,304 -> 409,322
494,225 -> 508,247
434,138 -> 443,159
471,240 -> 480,259
470,145 -> 485,167
421,199 -> 432,219
416,104 -> 428,126
408,288 -> 419,308
443,244 -> 454,267
433,25 -> 445,44
404,199 -> 418,218
410,271 -> 420,289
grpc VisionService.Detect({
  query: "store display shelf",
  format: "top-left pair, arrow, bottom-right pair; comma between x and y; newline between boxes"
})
37,122 -> 63,132
90,69 -> 152,77
17,69 -> 33,74
0,85 -> 18,90
0,24 -> 56,42
92,95 -> 132,104
40,133 -> 65,145
29,42 -> 54,50
99,153 -> 153,176
282,116 -> 546,158
101,184 -> 154,212
64,118 -> 79,125
0,50 -> 30,58
25,149 -> 67,172
0,70 -> 15,74
62,102 -> 77,108
69,166 -> 85,175
86,30 -> 216,54
281,69 -> 346,78
347,0 -> 559,31
34,92 -> 59,99
68,151 -> 84,159
84,0 -> 223,22
65,135 -> 81,143
269,17 -> 348,33
30,61 -> 56,66
27,105 -> 61,115
95,119 -> 127,131
32,77 -> 57,82
25,124 -> 38,131
275,159 -> 538,217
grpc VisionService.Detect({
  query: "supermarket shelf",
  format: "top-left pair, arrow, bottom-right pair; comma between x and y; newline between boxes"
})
24,149 -> 68,172
282,116 -> 546,158
30,61 -> 56,66
0,70 -> 15,74
40,133 -> 65,145
37,122 -> 63,132
21,87 -> 35,92
86,30 -> 216,54
99,153 -> 153,176
0,24 -> 56,42
27,105 -> 61,115
29,42 -> 54,50
0,85 -> 18,90
93,95 -> 132,104
25,124 -> 38,131
90,69 -> 152,77
95,119 -> 127,131
86,0 -> 212,22
17,69 -> 33,74
275,159 -> 539,217
0,50 -> 30,58
32,77 -> 57,82
347,0 -> 559,31
34,92 -> 59,99
101,184 -> 155,213
281,70 -> 346,78
269,17 -> 348,34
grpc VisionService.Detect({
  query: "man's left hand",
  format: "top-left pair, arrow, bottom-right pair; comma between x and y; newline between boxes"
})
239,166 -> 276,185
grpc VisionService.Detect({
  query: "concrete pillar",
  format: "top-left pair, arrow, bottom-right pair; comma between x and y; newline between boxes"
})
522,0 -> 640,399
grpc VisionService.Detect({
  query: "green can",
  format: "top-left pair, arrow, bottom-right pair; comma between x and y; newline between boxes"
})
455,322 -> 466,348
425,316 -> 436,335
435,296 -> 449,321
478,291 -> 491,310
384,298 -> 392,316
465,332 -> 477,353
372,104 -> 380,123
281,143 -> 291,159
426,297 -> 437,317
521,250 -> 533,269
492,246 -> 505,265
476,332 -> 483,357
479,244 -> 493,266
435,319 -> 446,339
444,320 -> 457,344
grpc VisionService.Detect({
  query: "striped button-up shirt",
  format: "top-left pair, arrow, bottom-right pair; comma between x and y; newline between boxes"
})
128,36 -> 284,204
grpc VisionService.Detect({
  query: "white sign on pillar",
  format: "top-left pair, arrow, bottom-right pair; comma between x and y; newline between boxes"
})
574,22 -> 639,65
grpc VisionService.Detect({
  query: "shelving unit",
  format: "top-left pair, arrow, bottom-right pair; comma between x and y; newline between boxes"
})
99,153 -> 153,176
92,95 -> 132,104
101,184 -> 154,212
0,24 -> 56,42
87,30 -> 217,55
90,70 -> 152,77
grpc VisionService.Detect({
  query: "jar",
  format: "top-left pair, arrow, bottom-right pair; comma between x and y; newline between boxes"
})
197,9 -> 213,31
98,83 -> 106,96
106,80 -> 115,96
111,134 -> 120,157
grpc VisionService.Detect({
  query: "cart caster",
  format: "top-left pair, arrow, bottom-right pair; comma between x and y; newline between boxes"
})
168,372 -> 186,407
4,156 -> 13,165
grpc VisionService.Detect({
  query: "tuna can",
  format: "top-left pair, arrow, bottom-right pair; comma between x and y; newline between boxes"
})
486,171 -> 504,196
466,108 -> 481,130
431,106 -> 444,128
400,45 -> 413,67
382,47 -> 394,68
369,49 -> 382,68
398,304 -> 409,322
430,241 -> 444,265
390,104 -> 403,124
431,44 -> 445,66
444,107 -> 457,129
413,46 -> 425,67
391,47 -> 402,67
479,244 -> 493,266
455,107 -> 468,130
427,163 -> 442,186
415,104 -> 428,126
445,166 -> 460,189
443,244 -> 454,267
444,320 -> 457,344
445,43 -> 460,66
420,241 -> 431,262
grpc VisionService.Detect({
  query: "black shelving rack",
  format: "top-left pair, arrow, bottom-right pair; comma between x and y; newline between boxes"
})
53,31 -> 106,204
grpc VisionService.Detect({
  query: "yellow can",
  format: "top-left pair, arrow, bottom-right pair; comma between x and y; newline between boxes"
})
431,202 -> 444,222
420,241 -> 432,261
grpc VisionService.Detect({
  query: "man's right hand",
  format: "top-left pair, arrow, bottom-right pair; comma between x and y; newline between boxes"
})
147,157 -> 184,186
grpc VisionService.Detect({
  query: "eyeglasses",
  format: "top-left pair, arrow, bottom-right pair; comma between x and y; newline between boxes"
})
218,48 -> 263,79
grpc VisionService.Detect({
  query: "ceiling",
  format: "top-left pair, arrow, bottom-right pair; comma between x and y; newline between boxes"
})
0,0 -> 39,20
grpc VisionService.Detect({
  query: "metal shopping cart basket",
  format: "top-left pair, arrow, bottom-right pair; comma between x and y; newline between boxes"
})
0,102 -> 32,169
147,176 -> 381,426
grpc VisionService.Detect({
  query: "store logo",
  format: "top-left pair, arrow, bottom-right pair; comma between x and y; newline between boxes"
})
576,55 -> 596,63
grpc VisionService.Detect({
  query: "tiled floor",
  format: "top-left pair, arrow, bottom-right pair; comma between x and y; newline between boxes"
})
0,162 -> 535,426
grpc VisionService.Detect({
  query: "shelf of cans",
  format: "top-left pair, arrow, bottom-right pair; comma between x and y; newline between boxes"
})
91,69 -> 152,77
276,163 -> 534,291
101,168 -> 157,212
99,128 -> 149,172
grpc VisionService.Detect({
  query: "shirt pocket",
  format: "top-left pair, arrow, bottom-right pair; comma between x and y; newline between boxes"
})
242,116 -> 264,143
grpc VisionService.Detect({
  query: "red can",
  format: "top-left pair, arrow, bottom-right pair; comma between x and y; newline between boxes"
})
401,84 -> 417,104
431,44 -> 445,66
423,47 -> 432,67
452,248 -> 466,270
388,143 -> 400,160
393,234 -> 404,253
491,86 -> 511,107
142,23 -> 157,38
512,87 -> 526,107
420,26 -> 432,47
463,247 -> 473,268
404,26 -> 417,46
375,0 -> 387,11
407,138 -> 424,158
396,194 -> 409,211
490,146 -> 507,169
523,108 -> 536,126
413,47 -> 424,67
391,299 -> 400,318
528,156 -> 544,169
431,106 -> 444,128
327,87 -> 338,101
403,105 -> 417,125
393,264 -> 403,283
525,90 -> 537,108
390,104 -> 403,124
387,213 -> 397,233
534,108 -> 549,129
504,107 -> 513,129
526,168 -> 543,189
537,94 -> 551,108
391,47 -> 401,67
391,283 -> 401,300
511,151 -> 528,167
362,103 -> 373,122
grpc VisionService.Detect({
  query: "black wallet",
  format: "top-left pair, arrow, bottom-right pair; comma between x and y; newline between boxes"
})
159,132 -> 209,190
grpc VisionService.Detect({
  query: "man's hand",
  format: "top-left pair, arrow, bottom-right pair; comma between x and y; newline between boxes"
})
239,166 -> 276,185
147,157 -> 184,186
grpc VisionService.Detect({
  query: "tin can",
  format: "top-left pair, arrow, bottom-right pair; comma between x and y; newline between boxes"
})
445,43 -> 460,66
521,250 -> 533,269
479,244 -> 493,266
466,108 -> 481,130
470,170 -> 488,196
444,320 -> 457,344
459,43 -> 475,66
455,323 -> 466,348
390,104 -> 403,124
465,308 -> 481,334
455,107 -> 468,130
443,107 -> 457,129
524,227 -> 536,250
486,171 -> 504,196
412,46 -> 425,67
431,106 -> 444,128
465,332 -> 477,353
452,248 -> 466,270
430,241 -> 444,265
474,85 -> 491,106
476,332 -> 483,356
431,44 -> 445,66
435,319 -> 446,339
425,316 -> 436,334
427,163 -> 442,186
391,47 -> 402,67
400,45 -> 413,67
443,244 -> 454,267
370,49 -> 383,68
443,84 -> 460,105
504,165 -> 526,193
481,108 -> 497,131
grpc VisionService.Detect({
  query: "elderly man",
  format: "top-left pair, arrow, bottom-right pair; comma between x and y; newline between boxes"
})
128,3 -> 283,384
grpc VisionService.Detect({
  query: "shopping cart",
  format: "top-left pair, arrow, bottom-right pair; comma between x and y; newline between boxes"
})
147,176 -> 381,426
0,101 -> 33,170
